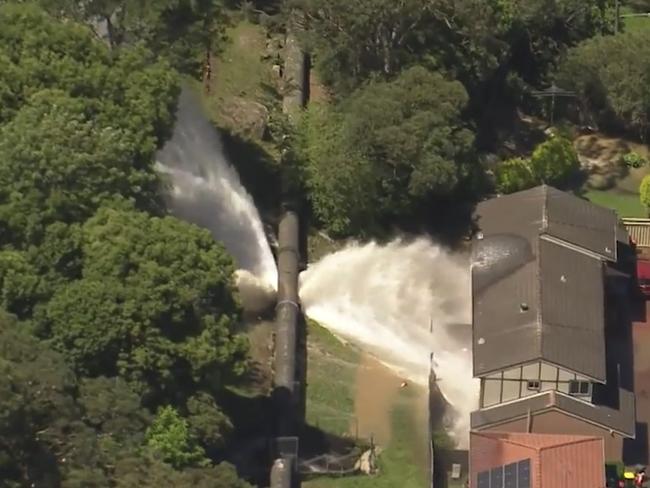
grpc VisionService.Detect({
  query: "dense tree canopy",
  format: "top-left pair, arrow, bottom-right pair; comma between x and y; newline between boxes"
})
35,0 -> 228,74
44,207 -> 247,403
341,67 -> 474,207
0,3 -> 179,133
0,4 -> 253,486
299,66 -> 474,235
0,91 -> 162,246
293,0 -> 612,99
0,313 -> 249,486
557,28 -> 650,139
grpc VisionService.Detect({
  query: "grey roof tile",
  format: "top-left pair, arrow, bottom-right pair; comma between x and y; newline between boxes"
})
472,185 -> 614,380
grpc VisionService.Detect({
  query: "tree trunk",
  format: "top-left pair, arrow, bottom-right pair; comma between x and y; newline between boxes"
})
105,15 -> 115,49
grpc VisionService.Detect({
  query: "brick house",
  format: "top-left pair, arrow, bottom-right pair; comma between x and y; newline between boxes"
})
469,185 -> 636,475
470,431 -> 605,488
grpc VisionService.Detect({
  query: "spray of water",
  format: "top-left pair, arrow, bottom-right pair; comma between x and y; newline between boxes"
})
156,86 -> 278,291
156,85 -> 477,446
299,238 -> 478,446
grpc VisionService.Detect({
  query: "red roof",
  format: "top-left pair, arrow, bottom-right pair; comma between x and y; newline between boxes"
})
470,431 -> 605,488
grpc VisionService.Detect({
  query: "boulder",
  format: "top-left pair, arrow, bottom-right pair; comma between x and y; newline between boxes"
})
220,97 -> 269,140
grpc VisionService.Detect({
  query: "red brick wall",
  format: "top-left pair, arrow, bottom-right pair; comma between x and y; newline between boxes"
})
479,410 -> 623,460
540,438 -> 605,488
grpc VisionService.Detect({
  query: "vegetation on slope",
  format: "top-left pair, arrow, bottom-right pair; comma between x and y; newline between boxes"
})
0,3 -> 252,485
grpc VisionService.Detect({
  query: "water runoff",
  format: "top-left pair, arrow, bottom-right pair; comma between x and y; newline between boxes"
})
157,86 -> 479,446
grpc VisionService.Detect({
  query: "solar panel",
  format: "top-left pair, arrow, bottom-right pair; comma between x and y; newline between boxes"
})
504,462 -> 517,488
477,471 -> 490,488
491,466 -> 504,488
518,459 -> 531,488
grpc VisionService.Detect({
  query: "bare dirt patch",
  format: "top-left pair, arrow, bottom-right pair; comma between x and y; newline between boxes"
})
353,354 -> 403,447
575,133 -> 650,191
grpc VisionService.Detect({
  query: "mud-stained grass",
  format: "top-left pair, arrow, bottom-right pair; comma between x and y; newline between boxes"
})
303,387 -> 430,488
304,321 -> 432,488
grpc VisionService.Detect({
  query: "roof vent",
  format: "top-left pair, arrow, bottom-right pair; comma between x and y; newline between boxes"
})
605,246 -> 612,254
560,275 -> 567,283
476,231 -> 484,240
477,337 -> 486,345
520,302 -> 529,312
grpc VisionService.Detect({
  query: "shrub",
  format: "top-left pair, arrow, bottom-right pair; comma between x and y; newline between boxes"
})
495,157 -> 536,194
623,151 -> 648,169
529,135 -> 580,185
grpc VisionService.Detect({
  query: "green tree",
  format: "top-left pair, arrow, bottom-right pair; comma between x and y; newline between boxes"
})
557,29 -> 650,139
529,135 -> 579,184
495,157 -> 536,194
292,0 -> 443,92
146,406 -> 209,469
495,136 -> 579,194
0,3 -> 179,136
294,0 -> 611,149
186,392 -> 233,451
78,376 -> 152,441
297,105 -> 377,235
0,90 -> 163,247
0,312 -> 248,485
34,0 -> 228,75
0,251 -> 41,317
300,66 -> 474,235
44,207 -> 247,403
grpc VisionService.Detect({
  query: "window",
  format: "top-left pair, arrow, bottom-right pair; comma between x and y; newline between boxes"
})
477,459 -> 531,488
526,380 -> 540,391
477,471 -> 489,488
504,463 -> 517,488
491,467 -> 504,487
569,380 -> 590,396
518,459 -> 531,488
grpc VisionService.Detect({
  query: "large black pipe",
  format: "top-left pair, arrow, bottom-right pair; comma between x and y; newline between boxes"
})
274,210 -> 300,401
271,210 -> 301,488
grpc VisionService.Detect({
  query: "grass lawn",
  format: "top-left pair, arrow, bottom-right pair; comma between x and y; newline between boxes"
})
622,7 -> 650,33
583,189 -> 647,218
211,21 -> 271,110
305,320 -> 360,436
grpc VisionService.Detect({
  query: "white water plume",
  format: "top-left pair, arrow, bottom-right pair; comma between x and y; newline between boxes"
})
156,87 -> 278,291
299,238 -> 478,446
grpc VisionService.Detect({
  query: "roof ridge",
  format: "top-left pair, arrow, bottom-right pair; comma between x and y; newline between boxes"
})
473,432 -> 542,451
477,430 -> 598,451
538,435 -> 600,451
536,235 -> 544,361
538,186 -> 549,359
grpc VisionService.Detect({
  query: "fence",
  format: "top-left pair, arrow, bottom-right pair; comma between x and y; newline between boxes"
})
428,351 -> 436,488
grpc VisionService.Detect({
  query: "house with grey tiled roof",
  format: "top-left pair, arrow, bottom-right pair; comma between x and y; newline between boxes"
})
470,185 -> 636,465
